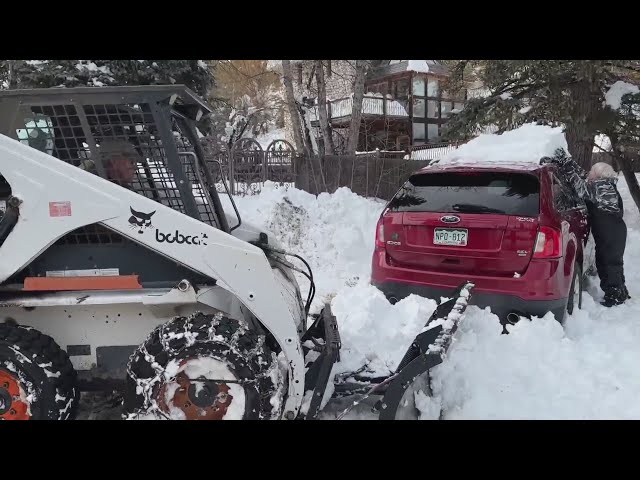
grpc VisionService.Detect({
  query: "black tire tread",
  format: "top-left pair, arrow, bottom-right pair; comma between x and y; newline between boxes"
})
0,323 -> 78,420
126,312 -> 283,420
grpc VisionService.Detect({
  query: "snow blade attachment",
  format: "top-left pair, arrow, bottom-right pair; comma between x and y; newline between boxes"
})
376,281 -> 474,420
301,304 -> 341,419
333,281 -> 474,420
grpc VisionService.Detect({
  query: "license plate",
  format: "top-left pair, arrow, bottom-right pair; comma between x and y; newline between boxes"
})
434,228 -> 468,246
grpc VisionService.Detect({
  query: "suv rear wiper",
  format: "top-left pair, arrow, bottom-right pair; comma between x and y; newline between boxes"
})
452,203 -> 505,214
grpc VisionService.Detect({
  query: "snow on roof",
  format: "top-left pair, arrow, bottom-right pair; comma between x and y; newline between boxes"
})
605,81 -> 640,110
406,60 -> 439,74
433,123 -> 568,169
407,60 -> 430,73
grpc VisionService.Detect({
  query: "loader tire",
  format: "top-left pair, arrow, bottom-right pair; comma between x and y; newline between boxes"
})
125,312 -> 285,420
0,323 -> 79,420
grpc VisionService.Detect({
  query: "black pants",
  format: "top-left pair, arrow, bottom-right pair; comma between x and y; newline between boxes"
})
590,209 -> 627,292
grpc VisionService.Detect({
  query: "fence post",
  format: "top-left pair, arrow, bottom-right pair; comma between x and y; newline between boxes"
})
228,149 -> 235,196
262,150 -> 268,184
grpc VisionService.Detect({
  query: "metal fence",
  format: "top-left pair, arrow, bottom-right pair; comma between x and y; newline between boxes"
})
294,154 -> 429,200
200,137 -> 453,199
200,137 -> 298,196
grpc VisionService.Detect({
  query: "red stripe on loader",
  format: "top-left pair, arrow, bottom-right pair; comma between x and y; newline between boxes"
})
23,275 -> 142,291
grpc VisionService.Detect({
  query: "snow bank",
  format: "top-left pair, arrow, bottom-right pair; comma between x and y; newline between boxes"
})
331,283 -> 437,375
437,123 -> 568,168
221,182 -> 386,314
605,81 -> 640,110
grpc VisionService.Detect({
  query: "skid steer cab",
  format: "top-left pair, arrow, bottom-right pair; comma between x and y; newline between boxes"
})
0,85 -> 343,420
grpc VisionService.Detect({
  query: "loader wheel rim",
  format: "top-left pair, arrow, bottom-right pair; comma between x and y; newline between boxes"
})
157,357 -> 246,420
0,370 -> 31,420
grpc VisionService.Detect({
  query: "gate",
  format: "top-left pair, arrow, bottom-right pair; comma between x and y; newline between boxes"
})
200,136 -> 298,196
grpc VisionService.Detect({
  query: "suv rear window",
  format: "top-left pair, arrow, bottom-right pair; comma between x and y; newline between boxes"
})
388,172 -> 540,216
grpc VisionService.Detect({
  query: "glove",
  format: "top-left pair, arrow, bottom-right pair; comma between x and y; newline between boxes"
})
540,148 -> 571,167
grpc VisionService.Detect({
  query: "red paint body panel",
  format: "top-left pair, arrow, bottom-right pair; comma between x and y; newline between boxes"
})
371,164 -> 593,314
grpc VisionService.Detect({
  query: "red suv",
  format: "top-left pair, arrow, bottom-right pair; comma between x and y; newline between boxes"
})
371,162 -> 596,324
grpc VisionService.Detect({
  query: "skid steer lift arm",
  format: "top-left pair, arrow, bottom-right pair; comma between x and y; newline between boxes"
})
334,281 -> 475,420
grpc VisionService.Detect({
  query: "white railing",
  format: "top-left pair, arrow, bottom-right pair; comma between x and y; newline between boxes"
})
409,142 -> 459,160
308,95 -> 409,122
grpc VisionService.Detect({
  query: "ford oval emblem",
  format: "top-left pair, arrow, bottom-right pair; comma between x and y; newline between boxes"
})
441,215 -> 460,224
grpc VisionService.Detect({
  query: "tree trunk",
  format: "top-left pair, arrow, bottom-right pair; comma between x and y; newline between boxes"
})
618,160 -> 640,216
346,60 -> 366,155
281,60 -> 307,155
7,61 -> 17,89
299,104 -> 315,154
565,125 -> 595,172
314,60 -> 335,155
565,76 -> 598,171
611,139 -> 640,217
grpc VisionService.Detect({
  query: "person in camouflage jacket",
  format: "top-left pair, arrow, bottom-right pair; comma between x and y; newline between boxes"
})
541,148 -> 629,307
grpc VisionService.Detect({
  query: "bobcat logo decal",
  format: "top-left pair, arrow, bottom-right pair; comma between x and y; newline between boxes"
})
129,207 -> 156,234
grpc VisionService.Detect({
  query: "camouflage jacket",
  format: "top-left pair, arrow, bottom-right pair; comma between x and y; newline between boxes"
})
541,149 -> 623,217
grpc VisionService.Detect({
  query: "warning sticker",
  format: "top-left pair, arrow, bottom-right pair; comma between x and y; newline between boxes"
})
49,201 -> 72,217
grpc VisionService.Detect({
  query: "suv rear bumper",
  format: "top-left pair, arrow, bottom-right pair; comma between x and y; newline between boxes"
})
371,249 -> 568,322
372,280 -> 567,322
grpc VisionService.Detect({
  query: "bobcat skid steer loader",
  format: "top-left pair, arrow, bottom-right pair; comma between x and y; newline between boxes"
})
0,85 -> 473,421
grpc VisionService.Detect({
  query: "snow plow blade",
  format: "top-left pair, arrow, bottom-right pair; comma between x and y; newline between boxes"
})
333,281 -> 475,420
377,281 -> 474,419
300,304 -> 341,419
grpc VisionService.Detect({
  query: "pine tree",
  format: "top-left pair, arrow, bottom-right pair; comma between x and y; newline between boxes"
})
442,60 -> 640,212
2,60 -> 213,96
0,60 -> 215,133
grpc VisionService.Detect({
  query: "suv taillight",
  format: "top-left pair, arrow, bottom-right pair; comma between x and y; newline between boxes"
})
375,217 -> 385,249
533,225 -> 562,258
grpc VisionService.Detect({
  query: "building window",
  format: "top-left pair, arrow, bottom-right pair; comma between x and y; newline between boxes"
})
427,78 -> 439,98
412,76 -> 425,97
427,100 -> 438,119
441,101 -> 453,118
413,98 -> 425,118
427,123 -> 439,141
413,123 -> 425,142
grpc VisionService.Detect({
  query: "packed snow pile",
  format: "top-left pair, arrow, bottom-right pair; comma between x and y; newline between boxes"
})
605,81 -> 640,110
436,123 -> 568,168
331,283 -> 438,375
221,182 -> 386,313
